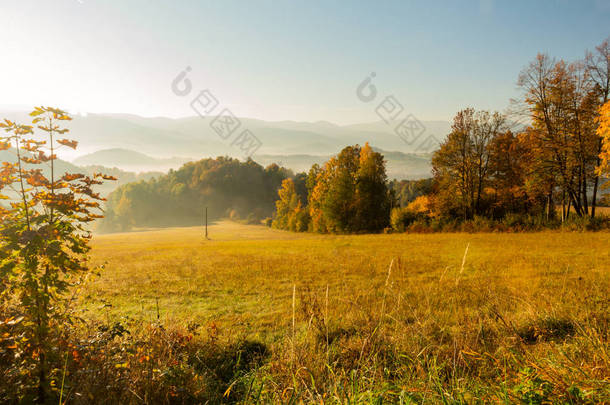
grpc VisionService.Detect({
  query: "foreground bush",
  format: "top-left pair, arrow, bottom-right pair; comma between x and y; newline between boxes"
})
0,314 -> 268,404
0,108 -> 115,402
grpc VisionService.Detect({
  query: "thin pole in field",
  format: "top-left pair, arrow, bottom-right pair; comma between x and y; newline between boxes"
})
205,207 -> 208,239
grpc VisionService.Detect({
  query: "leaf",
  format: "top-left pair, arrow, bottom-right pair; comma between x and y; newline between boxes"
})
6,316 -> 24,325
37,151 -> 53,162
21,157 -> 42,165
29,107 -> 44,117
62,173 -> 85,181
94,173 -> 117,181
3,119 -> 14,126
57,139 -> 78,149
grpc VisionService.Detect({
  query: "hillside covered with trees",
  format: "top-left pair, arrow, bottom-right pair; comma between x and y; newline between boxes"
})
99,157 -> 290,231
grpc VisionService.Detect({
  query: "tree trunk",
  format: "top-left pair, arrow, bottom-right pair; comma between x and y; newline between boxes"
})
592,175 -> 599,218
35,292 -> 47,404
592,139 -> 602,218
38,352 -> 46,404
582,173 -> 588,216
561,190 -> 566,222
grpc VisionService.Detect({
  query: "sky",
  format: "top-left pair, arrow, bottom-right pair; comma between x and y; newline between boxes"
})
1,0 -> 609,125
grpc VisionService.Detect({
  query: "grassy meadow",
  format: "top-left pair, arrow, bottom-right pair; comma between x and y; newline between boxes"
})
69,221 -> 610,403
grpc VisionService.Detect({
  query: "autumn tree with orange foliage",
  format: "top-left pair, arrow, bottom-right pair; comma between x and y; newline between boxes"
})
515,38 -> 609,219
0,107 -> 115,403
586,39 -> 610,215
272,178 -> 310,232
597,100 -> 610,177
517,56 -> 597,218
486,130 -> 543,217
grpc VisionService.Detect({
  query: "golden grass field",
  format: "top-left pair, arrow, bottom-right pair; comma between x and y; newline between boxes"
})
82,221 -> 610,403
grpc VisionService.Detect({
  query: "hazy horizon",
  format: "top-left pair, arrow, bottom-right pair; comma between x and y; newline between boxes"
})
0,107 -> 453,127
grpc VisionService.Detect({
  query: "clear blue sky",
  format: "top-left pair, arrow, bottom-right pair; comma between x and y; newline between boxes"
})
2,0 -> 609,124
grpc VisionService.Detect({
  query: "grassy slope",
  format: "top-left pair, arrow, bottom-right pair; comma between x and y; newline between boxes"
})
88,222 -> 609,327
84,222 -> 610,402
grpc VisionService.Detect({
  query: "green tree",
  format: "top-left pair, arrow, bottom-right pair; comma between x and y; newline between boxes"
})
308,144 -> 391,233
354,143 -> 390,231
389,178 -> 434,208
273,178 -> 297,229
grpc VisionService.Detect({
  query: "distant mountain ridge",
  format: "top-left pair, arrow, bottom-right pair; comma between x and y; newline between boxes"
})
0,110 -> 449,156
73,148 -> 190,172
0,110 -> 449,179
73,148 -> 433,180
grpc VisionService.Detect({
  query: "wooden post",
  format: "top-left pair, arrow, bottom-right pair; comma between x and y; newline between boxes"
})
205,207 -> 208,239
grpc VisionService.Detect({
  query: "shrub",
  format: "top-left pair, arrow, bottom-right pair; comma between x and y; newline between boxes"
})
562,214 -> 610,231
407,218 -> 432,233
244,212 -> 258,225
502,212 -> 526,231
406,195 -> 432,216
0,318 -> 268,404
390,207 -> 419,232
0,107 -> 115,402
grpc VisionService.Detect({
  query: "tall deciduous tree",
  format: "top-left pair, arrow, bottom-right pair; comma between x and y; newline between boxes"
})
431,108 -> 506,219
354,143 -> 391,231
487,130 -> 537,217
517,55 -> 600,218
586,38 -> 610,216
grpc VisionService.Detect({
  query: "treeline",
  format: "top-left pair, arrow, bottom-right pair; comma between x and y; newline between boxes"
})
273,39 -> 610,233
99,157 -> 290,231
412,40 -> 610,227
